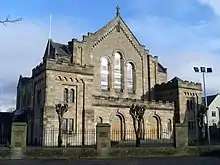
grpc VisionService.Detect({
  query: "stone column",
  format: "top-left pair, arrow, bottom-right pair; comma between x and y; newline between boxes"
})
96,123 -> 111,157
174,123 -> 188,149
10,122 -> 27,159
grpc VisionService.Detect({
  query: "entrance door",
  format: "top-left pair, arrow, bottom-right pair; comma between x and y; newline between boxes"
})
149,117 -> 160,139
111,116 -> 121,141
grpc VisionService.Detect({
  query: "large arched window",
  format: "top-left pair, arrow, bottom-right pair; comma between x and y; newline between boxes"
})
100,57 -> 109,90
114,52 -> 122,91
127,62 -> 135,92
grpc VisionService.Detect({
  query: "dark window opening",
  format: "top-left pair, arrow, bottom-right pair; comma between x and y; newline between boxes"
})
64,88 -> 68,103
70,89 -> 75,103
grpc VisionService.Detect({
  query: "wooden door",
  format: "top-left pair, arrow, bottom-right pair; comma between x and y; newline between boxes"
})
111,116 -> 121,141
149,117 -> 159,139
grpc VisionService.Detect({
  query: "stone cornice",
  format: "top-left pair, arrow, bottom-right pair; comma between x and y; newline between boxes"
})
45,60 -> 94,76
92,95 -> 174,111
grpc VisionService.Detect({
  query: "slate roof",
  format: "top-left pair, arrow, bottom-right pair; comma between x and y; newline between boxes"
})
50,40 -> 72,56
202,94 -> 219,106
158,63 -> 167,73
14,107 -> 31,116
171,76 -> 183,82
45,39 -> 72,58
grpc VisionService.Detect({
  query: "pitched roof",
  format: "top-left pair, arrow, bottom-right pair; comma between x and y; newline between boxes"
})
87,13 -> 146,50
171,77 -> 183,82
14,107 -> 31,116
51,40 -> 72,56
44,39 -> 72,58
158,63 -> 167,73
202,94 -> 219,106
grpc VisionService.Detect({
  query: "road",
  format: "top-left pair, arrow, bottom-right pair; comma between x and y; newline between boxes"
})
0,156 -> 219,165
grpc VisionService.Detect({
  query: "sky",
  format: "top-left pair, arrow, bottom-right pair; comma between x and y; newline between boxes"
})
0,0 -> 220,112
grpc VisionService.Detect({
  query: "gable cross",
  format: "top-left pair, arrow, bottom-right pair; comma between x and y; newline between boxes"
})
116,5 -> 120,16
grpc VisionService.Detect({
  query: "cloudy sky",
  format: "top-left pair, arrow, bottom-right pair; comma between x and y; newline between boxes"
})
0,0 -> 220,112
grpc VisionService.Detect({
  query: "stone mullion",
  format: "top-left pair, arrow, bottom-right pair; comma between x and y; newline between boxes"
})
110,57 -> 115,94
133,68 -> 136,93
108,62 -> 112,91
121,59 -> 125,92
124,63 -> 127,94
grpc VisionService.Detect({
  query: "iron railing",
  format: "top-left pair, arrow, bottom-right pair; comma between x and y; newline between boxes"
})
111,128 -> 174,147
41,129 -> 96,147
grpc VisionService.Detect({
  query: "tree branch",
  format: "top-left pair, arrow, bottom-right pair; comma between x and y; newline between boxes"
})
0,14 -> 22,26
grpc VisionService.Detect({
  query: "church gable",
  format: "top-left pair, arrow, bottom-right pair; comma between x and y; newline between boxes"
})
82,6 -> 147,57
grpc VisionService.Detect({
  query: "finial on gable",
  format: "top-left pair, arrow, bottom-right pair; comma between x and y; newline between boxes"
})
116,5 -> 120,16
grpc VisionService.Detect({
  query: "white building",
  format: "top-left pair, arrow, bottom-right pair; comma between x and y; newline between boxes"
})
204,93 -> 220,127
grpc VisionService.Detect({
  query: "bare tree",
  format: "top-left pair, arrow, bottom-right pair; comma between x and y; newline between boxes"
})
0,14 -> 22,26
55,103 -> 68,147
129,104 -> 146,147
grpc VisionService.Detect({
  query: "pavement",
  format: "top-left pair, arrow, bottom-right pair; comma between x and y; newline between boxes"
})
0,156 -> 220,165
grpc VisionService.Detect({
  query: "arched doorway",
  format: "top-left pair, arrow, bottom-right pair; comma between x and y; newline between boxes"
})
149,116 -> 161,139
111,113 -> 125,142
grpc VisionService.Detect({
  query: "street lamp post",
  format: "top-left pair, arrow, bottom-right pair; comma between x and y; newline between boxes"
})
193,66 -> 212,145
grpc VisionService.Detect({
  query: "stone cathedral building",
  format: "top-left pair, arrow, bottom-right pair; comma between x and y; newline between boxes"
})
16,8 -> 202,146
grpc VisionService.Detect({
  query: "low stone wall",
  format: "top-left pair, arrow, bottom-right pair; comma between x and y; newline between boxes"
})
2,145 -> 220,159
3,122 -> 189,159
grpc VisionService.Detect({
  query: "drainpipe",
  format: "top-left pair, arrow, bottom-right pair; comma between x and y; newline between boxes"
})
81,79 -> 85,146
147,55 -> 151,100
141,57 -> 144,100
31,82 -> 36,145
195,95 -> 199,140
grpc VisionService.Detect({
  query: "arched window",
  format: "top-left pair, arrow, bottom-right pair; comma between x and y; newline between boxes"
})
127,62 -> 134,92
70,89 -> 75,103
114,52 -> 122,91
64,88 -> 68,103
100,57 -> 109,90
58,76 -> 62,81
64,77 -> 68,81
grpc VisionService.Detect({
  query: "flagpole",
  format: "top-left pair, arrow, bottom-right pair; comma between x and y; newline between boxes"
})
47,13 -> 52,56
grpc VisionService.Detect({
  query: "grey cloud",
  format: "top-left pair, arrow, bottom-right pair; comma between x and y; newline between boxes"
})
0,80 -> 17,95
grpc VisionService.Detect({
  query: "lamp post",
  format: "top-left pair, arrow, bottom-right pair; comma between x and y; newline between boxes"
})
193,66 -> 212,145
